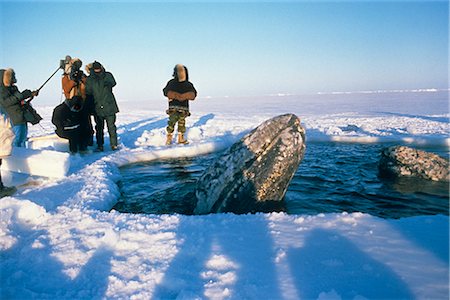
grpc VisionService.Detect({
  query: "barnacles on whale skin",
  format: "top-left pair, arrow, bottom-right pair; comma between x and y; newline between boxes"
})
194,114 -> 306,214
379,146 -> 449,182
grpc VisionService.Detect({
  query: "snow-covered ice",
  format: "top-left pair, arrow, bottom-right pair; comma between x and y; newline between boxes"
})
3,147 -> 70,178
0,91 -> 448,299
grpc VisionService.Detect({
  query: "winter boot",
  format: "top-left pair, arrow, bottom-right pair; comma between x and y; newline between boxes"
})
166,133 -> 173,145
177,133 -> 189,145
0,184 -> 17,198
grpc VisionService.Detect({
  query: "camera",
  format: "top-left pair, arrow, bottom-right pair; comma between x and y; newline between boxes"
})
69,60 -> 84,82
70,70 -> 84,82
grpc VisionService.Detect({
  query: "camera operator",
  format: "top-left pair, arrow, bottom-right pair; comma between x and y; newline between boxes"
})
62,58 -> 86,100
60,58 -> 94,152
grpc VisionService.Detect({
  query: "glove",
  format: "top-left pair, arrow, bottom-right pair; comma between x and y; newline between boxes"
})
21,89 -> 32,100
32,90 -> 39,97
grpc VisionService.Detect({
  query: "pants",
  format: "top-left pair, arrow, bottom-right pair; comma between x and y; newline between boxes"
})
0,159 -> 3,188
167,111 -> 187,134
86,116 -> 94,146
56,128 -> 88,153
68,131 -> 88,153
13,124 -> 28,147
94,115 -> 117,147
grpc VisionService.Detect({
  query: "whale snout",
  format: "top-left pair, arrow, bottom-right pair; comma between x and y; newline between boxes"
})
194,113 -> 306,214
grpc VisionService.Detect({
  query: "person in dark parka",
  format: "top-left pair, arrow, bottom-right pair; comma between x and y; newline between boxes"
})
85,61 -> 119,152
52,97 -> 89,154
0,68 -> 38,147
163,64 -> 197,145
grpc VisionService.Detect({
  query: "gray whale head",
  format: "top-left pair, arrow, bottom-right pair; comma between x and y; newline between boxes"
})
379,146 -> 449,182
194,113 -> 306,214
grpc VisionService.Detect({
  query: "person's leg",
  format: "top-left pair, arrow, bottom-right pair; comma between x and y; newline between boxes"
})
79,131 -> 89,152
23,123 -> 28,147
12,124 -> 27,147
177,115 -> 186,134
87,115 -> 94,146
166,113 -> 178,134
166,113 -> 179,145
12,125 -> 21,147
79,112 -> 91,151
0,158 -> 16,197
177,114 -> 188,144
94,115 -> 105,149
68,137 -> 78,153
105,115 -> 118,149
0,159 -> 3,189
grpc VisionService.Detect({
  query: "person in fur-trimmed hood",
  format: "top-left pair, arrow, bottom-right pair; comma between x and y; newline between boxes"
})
163,64 -> 197,145
0,85 -> 16,197
62,58 -> 94,147
0,68 -> 38,196
0,69 -> 38,147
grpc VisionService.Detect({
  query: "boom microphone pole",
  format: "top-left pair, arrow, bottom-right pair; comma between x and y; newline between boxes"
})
28,56 -> 70,102
35,66 -> 61,93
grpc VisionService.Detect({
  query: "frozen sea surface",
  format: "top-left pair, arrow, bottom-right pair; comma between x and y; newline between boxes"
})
1,90 -> 448,299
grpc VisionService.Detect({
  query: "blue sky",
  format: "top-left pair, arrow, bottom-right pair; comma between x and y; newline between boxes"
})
0,1 -> 448,104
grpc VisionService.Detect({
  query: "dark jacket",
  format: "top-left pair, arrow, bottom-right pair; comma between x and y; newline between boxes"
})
52,98 -> 89,139
0,69 -> 27,125
85,71 -> 119,117
163,79 -> 197,111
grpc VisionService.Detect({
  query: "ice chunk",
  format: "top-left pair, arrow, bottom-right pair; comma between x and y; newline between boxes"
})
27,134 -> 69,152
2,147 -> 70,178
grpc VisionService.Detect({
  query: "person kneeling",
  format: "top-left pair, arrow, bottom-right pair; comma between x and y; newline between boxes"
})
52,97 -> 89,154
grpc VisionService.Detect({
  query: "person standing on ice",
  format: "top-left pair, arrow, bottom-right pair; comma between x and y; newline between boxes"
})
0,109 -> 16,197
163,64 -> 197,145
85,61 -> 119,152
62,58 -> 94,149
0,69 -> 38,147
0,70 -> 23,198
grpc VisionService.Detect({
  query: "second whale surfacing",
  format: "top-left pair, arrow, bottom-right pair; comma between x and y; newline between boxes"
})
194,113 -> 306,214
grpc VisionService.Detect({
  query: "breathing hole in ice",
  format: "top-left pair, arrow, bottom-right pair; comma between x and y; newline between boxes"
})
113,153 -> 219,215
112,143 -> 449,218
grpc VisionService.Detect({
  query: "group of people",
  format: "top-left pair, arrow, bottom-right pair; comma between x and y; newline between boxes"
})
0,61 -> 197,197
53,59 -> 119,153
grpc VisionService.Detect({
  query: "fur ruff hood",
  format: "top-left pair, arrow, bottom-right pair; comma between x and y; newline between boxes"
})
85,62 -> 105,75
174,64 -> 188,82
85,63 -> 93,75
64,58 -> 82,75
1,68 -> 15,87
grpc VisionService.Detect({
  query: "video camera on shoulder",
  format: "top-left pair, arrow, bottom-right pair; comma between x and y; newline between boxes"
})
69,60 -> 84,83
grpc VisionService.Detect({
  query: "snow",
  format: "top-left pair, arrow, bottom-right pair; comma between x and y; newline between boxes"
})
0,91 -> 449,299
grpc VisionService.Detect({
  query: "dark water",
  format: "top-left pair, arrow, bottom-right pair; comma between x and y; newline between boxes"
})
113,143 -> 449,219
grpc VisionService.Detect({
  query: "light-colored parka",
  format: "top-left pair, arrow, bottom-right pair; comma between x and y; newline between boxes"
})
0,69 -> 15,158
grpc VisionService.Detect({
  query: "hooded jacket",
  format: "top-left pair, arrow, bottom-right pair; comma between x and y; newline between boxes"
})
163,65 -> 197,112
52,98 -> 86,139
0,69 -> 27,125
85,69 -> 119,117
